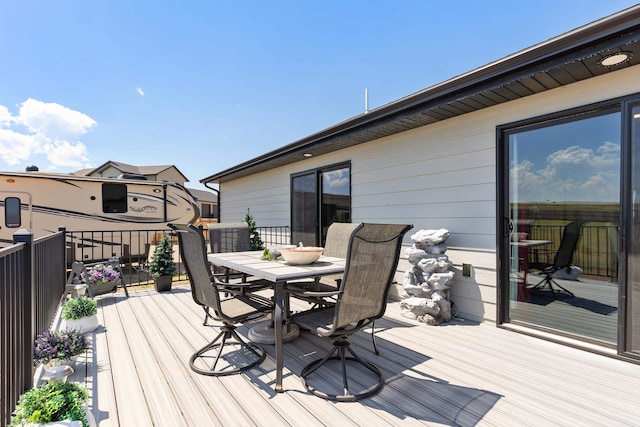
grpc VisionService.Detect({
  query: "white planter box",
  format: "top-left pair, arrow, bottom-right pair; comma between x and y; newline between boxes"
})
61,314 -> 99,334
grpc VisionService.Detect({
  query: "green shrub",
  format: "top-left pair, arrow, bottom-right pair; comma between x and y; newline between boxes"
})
243,208 -> 264,250
11,381 -> 88,426
148,234 -> 177,277
62,297 -> 97,320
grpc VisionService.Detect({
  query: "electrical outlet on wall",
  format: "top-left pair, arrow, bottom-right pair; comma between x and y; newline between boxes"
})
462,263 -> 471,277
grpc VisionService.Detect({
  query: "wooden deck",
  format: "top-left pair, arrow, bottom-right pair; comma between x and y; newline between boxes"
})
59,285 -> 640,427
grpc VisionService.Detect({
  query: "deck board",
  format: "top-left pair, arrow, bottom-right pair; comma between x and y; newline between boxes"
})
72,284 -> 640,427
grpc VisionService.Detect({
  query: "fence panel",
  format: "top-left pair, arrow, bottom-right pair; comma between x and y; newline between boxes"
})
0,243 -> 28,427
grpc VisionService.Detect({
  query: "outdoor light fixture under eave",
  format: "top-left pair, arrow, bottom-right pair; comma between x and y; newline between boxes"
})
598,51 -> 632,67
303,153 -> 313,157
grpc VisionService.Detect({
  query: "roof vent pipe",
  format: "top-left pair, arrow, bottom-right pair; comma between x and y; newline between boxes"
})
365,88 -> 369,114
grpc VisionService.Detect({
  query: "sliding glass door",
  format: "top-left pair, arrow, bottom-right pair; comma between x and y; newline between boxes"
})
626,101 -> 640,356
501,108 -> 621,345
291,172 -> 317,246
291,163 -> 351,247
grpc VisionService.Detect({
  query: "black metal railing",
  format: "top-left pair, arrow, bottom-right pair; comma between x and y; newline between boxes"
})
1,241 -> 28,427
256,226 -> 291,247
0,228 -> 66,427
34,230 -> 67,335
66,226 -> 292,287
528,223 -> 618,279
66,228 -> 182,286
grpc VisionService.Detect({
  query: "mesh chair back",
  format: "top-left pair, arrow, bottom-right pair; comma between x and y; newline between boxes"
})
208,222 -> 251,253
553,221 -> 584,270
323,223 -> 360,258
170,224 -> 222,314
332,223 -> 412,331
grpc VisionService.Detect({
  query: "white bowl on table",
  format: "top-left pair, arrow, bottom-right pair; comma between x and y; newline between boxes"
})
279,246 -> 325,265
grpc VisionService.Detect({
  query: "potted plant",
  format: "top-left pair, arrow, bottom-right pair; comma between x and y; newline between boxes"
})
34,330 -> 89,368
81,263 -> 121,297
61,297 -> 99,334
11,381 -> 90,427
148,234 -> 177,292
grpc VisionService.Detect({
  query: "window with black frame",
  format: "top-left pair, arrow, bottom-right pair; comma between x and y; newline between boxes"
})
291,163 -> 351,246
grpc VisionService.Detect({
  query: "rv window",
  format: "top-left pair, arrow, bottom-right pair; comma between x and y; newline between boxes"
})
5,197 -> 21,227
102,183 -> 127,213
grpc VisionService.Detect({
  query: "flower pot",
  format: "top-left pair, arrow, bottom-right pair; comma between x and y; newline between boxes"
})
41,364 -> 75,383
88,280 -> 120,297
61,314 -> 99,334
45,356 -> 78,369
153,275 -> 172,292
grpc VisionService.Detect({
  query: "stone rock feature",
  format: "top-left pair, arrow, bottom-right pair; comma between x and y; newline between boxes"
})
400,228 -> 455,325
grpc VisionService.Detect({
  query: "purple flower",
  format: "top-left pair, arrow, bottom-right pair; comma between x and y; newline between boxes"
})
81,264 -> 121,286
33,330 -> 89,366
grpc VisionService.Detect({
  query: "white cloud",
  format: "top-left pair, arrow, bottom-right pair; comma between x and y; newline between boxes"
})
136,87 -> 145,96
0,128 -> 38,165
323,169 -> 349,188
0,98 -> 96,169
0,105 -> 14,126
511,142 -> 620,203
43,140 -> 91,170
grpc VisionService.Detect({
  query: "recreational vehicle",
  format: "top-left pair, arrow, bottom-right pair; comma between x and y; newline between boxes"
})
0,170 -> 200,262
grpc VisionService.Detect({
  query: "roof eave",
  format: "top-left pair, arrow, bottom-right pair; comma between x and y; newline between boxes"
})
201,5 -> 640,185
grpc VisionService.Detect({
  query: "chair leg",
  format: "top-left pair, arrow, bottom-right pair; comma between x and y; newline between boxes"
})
531,275 -> 574,298
549,278 -> 575,297
301,338 -> 384,401
190,324 -> 266,376
371,320 -> 379,355
202,307 -> 222,325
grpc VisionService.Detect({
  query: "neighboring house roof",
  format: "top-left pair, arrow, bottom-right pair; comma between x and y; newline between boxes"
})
187,188 -> 218,203
90,160 -> 139,175
201,5 -> 640,185
73,167 -> 94,176
84,160 -> 189,182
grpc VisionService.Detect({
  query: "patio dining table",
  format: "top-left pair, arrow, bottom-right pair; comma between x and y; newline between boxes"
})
207,250 -> 346,392
511,239 -> 553,301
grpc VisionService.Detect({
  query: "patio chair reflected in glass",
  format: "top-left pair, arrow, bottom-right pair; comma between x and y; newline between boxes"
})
169,223 -> 273,376
290,222 -> 413,401
529,221 -> 584,298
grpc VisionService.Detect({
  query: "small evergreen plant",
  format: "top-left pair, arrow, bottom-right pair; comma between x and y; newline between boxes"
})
243,208 -> 264,250
148,234 -> 177,277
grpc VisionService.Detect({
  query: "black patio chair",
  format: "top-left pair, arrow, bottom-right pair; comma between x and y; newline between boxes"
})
529,221 -> 584,298
286,222 -> 385,353
208,222 -> 270,286
286,222 -> 360,306
290,222 -> 412,401
169,223 -> 273,376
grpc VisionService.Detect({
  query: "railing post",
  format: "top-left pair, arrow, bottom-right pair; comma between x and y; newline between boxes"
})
59,226 -> 67,278
13,229 -> 34,391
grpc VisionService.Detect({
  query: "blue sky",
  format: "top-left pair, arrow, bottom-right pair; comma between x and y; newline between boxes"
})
1,1 -> 638,191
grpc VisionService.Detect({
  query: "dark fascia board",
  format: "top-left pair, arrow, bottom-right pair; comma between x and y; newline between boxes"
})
201,5 -> 640,185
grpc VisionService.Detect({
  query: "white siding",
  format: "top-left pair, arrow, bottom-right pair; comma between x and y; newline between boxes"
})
219,64 -> 640,324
